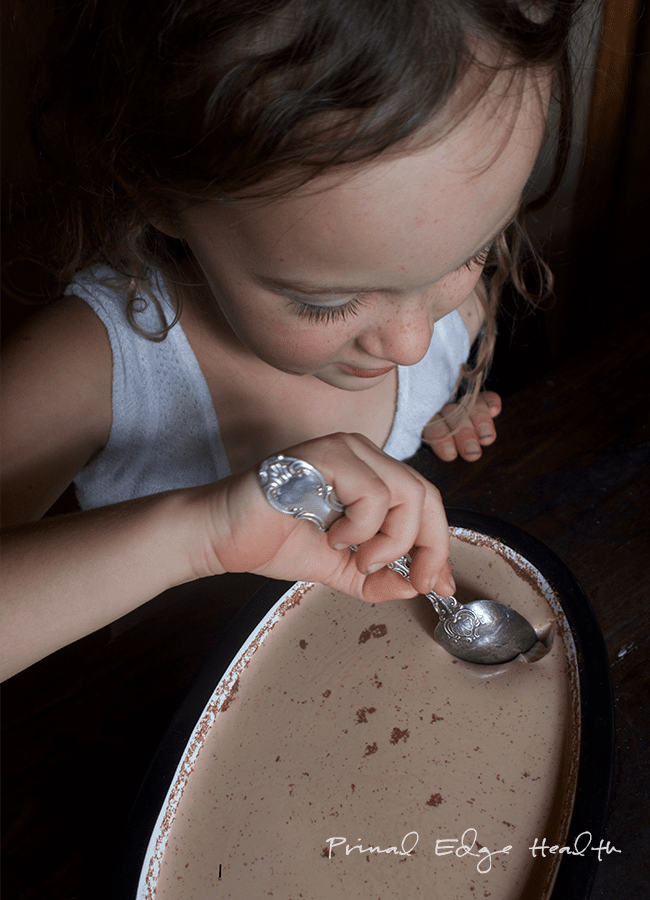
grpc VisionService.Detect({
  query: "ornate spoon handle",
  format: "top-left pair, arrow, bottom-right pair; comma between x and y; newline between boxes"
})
258,455 -> 344,531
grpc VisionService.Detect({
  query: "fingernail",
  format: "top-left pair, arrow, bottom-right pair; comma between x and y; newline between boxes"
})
433,577 -> 456,595
332,544 -> 347,551
366,562 -> 384,575
464,440 -> 481,456
439,445 -> 456,460
477,425 -> 492,439
426,424 -> 448,440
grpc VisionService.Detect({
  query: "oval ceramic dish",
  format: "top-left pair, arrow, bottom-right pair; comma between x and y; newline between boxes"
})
115,510 -> 614,900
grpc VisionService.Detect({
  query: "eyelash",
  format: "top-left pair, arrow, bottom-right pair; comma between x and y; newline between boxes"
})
290,297 -> 363,324
288,244 -> 492,324
464,245 -> 492,270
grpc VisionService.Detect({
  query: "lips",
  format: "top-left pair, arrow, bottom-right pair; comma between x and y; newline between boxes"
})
339,363 -> 396,378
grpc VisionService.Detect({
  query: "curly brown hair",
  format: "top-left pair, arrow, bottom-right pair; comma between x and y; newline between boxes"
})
30,0 -> 583,400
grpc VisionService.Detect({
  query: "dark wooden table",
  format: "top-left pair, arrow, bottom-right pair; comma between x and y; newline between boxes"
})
2,311 -> 649,900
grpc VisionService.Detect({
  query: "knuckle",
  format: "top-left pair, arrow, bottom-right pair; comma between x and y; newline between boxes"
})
423,479 -> 442,505
410,476 -> 427,510
327,431 -> 351,448
374,478 -> 392,505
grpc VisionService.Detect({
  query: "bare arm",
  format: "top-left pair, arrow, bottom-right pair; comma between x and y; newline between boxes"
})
1,488 -> 203,678
1,298 -> 112,525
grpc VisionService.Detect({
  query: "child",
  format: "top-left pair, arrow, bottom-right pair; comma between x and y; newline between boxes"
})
0,0 -> 579,679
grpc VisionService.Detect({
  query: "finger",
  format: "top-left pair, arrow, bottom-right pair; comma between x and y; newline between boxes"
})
351,478 -> 425,575
433,558 -> 456,596
332,455 -> 428,562
361,525 -> 455,601
358,557 -> 454,603
430,436 -> 458,461
470,392 -> 501,446
360,482 -> 454,594
407,484 -> 453,594
321,436 -> 449,586
422,413 -> 452,442
283,433 -> 393,549
483,390 -> 502,416
358,567 -> 421,602
471,411 -> 497,446
263,434 -> 451,596
287,432 -> 426,552
426,414 -> 483,461
452,423 -> 483,461
422,414 -> 458,461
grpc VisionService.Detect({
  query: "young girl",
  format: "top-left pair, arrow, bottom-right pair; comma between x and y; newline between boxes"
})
0,0 -> 579,680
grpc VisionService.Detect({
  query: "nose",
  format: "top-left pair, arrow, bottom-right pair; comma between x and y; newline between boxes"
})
355,299 -> 434,367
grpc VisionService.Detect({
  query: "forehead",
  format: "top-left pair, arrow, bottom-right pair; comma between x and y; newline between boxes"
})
187,69 -> 549,288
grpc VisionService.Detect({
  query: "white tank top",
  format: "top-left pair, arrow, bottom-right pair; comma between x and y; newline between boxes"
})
67,266 -> 469,510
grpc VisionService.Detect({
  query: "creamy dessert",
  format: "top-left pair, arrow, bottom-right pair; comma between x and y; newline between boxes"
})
140,527 -> 580,900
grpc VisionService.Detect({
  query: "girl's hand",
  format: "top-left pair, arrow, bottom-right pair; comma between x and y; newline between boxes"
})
422,391 -> 501,462
197,433 -> 455,604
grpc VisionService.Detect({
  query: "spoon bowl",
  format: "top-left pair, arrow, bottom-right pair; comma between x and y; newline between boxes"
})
432,595 -> 539,664
387,553 -> 549,664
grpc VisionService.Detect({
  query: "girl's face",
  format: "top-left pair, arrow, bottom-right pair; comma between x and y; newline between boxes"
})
172,73 -> 548,391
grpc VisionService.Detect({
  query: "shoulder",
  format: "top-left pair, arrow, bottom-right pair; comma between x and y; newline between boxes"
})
3,295 -> 113,390
1,297 -> 113,523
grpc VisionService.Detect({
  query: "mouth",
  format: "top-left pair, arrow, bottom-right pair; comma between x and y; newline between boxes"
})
338,363 -> 396,379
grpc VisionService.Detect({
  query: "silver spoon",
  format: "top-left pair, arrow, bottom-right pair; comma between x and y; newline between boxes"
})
259,455 -> 553,665
385,553 -> 546,664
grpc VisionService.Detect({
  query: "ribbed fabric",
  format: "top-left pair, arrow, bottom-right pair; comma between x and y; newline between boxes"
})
382,311 -> 469,461
67,266 -> 469,509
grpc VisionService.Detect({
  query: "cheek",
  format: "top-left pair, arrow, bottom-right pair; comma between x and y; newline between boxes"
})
445,268 -> 484,307
238,304 -> 350,370
269,319 -> 346,361
419,267 -> 484,324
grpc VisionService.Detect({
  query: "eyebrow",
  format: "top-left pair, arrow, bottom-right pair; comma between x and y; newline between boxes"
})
254,209 -> 519,299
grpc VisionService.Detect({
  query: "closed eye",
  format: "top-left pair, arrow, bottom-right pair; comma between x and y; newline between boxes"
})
288,296 -> 364,324
280,235 -> 497,324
